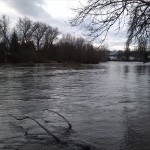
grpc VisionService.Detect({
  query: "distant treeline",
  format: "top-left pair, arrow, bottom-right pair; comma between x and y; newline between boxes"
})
108,50 -> 150,62
0,15 -> 108,64
108,37 -> 150,62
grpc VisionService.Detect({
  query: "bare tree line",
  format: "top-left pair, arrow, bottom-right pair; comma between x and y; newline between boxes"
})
2,16 -> 59,50
0,15 -> 108,63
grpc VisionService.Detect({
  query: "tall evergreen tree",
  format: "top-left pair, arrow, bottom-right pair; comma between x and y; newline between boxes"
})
10,30 -> 20,62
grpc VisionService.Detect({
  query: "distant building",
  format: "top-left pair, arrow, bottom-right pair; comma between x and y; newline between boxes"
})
129,56 -> 135,61
109,50 -> 118,60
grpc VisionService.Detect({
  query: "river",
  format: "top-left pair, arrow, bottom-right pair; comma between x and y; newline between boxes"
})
0,62 -> 150,150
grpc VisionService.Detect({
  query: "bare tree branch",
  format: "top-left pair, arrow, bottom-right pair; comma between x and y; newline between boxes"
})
70,0 -> 150,45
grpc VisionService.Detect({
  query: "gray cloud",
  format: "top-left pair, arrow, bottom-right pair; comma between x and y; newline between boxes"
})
3,0 -> 64,29
2,0 -> 77,37
5,0 -> 50,18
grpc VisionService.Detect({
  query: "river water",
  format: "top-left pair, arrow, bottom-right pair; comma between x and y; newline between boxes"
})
0,62 -> 150,150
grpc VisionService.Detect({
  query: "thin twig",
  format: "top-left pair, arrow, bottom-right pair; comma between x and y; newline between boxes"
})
45,109 -> 72,130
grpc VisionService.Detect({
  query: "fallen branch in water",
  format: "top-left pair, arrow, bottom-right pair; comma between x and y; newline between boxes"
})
45,109 -> 72,130
8,114 -> 62,143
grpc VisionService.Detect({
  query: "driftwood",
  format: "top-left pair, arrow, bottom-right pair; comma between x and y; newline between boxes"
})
45,109 -> 72,130
8,114 -> 62,143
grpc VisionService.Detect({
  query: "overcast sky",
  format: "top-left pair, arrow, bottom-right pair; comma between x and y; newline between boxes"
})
0,0 -> 127,50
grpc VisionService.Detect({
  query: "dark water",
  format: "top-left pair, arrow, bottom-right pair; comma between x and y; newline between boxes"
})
0,62 -> 150,150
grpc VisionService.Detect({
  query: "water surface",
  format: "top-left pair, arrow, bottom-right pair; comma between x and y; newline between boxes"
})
0,62 -> 150,150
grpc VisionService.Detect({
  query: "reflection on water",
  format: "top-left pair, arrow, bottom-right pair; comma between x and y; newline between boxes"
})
0,62 -> 150,150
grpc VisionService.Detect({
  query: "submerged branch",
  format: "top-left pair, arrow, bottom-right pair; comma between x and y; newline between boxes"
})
45,109 -> 72,130
8,114 -> 62,143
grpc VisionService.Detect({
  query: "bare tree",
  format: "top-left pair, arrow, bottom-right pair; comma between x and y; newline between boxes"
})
44,26 -> 59,48
33,22 -> 48,50
70,0 -> 150,45
17,17 -> 35,43
59,34 -> 75,45
74,37 -> 86,49
137,37 -> 148,62
0,15 -> 10,47
0,15 -> 10,62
